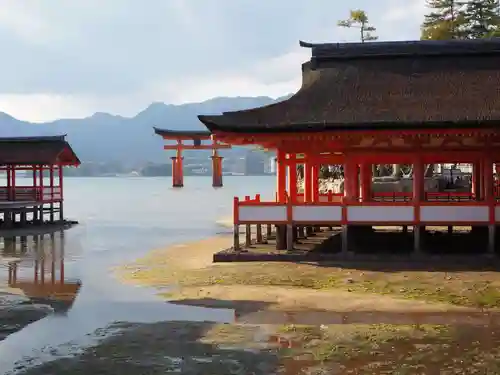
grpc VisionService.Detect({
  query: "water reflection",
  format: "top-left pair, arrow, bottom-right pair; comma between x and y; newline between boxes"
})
4,233 -> 81,314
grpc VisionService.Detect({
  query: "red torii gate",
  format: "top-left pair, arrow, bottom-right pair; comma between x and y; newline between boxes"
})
153,128 -> 231,187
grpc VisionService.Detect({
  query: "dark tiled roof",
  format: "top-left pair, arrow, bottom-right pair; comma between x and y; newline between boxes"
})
0,135 -> 81,165
198,38 -> 500,133
153,127 -> 211,138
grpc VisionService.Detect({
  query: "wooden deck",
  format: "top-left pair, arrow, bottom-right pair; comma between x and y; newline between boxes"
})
0,201 -> 42,210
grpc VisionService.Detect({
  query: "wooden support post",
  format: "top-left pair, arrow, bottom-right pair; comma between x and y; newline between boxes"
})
341,225 -> 349,253
266,224 -> 272,238
286,224 -> 294,251
256,224 -> 263,243
245,224 -> 252,247
234,225 -> 240,251
275,225 -> 287,250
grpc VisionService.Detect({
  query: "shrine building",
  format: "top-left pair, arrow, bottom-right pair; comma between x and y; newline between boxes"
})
0,135 -> 80,230
197,38 -> 500,256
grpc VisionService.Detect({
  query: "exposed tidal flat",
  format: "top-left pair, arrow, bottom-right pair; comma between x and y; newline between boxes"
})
4,177 -> 500,373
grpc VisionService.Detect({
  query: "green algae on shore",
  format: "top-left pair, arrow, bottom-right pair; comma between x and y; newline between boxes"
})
16,321 -> 500,374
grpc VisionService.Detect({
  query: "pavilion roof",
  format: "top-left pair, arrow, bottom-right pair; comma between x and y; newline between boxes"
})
153,127 -> 211,138
198,38 -> 500,134
0,135 -> 81,166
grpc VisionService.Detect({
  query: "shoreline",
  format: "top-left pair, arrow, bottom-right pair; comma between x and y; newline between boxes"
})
116,219 -> 500,313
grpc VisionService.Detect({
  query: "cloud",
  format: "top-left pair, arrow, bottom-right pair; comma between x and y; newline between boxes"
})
0,0 -> 426,121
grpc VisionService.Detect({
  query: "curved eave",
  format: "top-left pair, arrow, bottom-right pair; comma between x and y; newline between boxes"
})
153,126 -> 211,138
57,144 -> 81,166
197,117 -> 500,134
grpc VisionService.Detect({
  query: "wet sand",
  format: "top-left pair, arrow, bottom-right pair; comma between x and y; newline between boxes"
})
115,230 -> 500,312
10,216 -> 500,374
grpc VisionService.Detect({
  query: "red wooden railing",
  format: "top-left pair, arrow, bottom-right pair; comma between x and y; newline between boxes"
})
0,186 -> 62,202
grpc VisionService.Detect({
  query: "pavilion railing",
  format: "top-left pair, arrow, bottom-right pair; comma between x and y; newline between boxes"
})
0,186 -> 62,202
234,194 -> 497,226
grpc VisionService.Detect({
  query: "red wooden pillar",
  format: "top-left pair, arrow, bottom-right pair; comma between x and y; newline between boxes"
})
343,160 -> 358,201
360,163 -> 372,201
303,159 -> 312,203
472,162 -> 480,198
311,164 -> 319,202
413,159 -> 424,202
483,158 -> 493,201
276,150 -> 287,203
49,166 -> 54,199
58,165 -> 64,200
211,153 -> 223,188
287,157 -> 297,203
59,164 -> 64,221
10,166 -> 16,205
49,166 -> 55,222
6,165 -> 11,200
39,165 -> 44,200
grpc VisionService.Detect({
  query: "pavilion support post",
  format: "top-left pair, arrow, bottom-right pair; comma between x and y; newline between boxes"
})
341,225 -> 349,253
245,224 -> 252,247
211,153 -> 223,188
58,165 -> 64,222
266,224 -> 272,238
256,224 -> 263,243
49,165 -> 55,222
301,226 -> 308,238
38,165 -> 44,224
233,225 -> 240,251
286,224 -> 294,251
413,158 -> 425,254
275,225 -> 287,250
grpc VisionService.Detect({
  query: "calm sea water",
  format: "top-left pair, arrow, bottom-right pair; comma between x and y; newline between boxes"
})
0,176 -> 276,371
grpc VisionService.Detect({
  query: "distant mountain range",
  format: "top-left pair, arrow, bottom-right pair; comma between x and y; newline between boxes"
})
0,95 -> 291,166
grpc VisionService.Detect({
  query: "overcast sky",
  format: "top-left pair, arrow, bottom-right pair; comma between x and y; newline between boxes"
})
0,0 -> 426,122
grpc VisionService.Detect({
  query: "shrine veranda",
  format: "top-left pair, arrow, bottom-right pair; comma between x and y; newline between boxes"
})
194,38 -> 500,256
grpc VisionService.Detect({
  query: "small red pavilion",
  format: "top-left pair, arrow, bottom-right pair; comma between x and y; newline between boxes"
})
0,135 -> 80,229
198,38 -> 500,255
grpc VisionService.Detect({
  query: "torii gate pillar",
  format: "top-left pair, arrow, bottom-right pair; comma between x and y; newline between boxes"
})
154,127 -> 231,188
